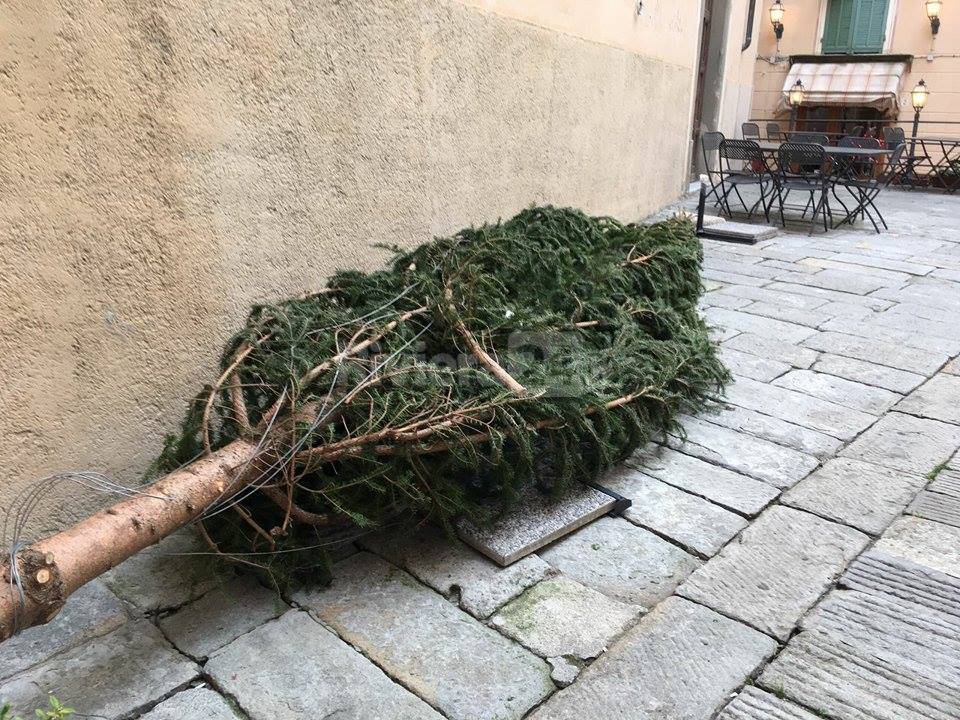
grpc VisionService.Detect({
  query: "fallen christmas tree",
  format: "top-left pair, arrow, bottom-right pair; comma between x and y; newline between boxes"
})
1,206 -> 727,641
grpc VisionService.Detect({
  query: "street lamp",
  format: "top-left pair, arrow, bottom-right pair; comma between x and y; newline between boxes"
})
926,0 -> 942,36
908,79 -> 929,181
770,0 -> 786,54
788,78 -> 805,131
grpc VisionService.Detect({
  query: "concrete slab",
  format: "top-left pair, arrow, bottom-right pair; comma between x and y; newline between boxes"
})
456,483 -> 615,566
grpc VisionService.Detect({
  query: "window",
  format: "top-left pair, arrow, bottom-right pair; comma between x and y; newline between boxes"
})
822,0 -> 890,54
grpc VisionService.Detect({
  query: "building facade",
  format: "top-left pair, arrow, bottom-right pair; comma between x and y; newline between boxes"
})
750,0 -> 959,138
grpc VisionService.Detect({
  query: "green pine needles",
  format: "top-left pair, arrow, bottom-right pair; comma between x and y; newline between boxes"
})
155,206 -> 728,581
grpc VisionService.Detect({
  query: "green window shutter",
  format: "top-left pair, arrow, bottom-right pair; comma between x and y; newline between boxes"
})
850,0 -> 889,53
822,0 -> 855,54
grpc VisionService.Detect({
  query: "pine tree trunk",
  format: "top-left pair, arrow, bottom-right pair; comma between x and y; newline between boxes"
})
0,439 -> 258,642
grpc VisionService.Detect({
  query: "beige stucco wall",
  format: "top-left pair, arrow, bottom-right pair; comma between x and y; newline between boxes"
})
0,0 -> 703,537
750,0 -> 960,136
716,0 -> 765,136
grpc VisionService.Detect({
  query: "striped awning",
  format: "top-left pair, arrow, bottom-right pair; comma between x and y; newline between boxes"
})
780,60 -> 909,113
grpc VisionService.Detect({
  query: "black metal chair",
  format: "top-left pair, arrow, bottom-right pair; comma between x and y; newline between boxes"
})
700,131 -> 726,206
833,144 -> 905,232
717,139 -> 774,221
766,122 -> 782,141
883,126 -> 924,188
774,142 -> 831,234
831,137 -> 881,228
742,122 -> 761,140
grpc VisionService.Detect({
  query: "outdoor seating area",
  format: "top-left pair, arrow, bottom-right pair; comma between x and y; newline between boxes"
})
702,123 -> 910,234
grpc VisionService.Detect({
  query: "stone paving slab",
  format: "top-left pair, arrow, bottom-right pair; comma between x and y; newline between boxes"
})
158,575 -> 287,659
929,467 -> 960,497
897,374 -> 960,425
539,516 -> 700,608
0,622 -> 197,720
293,552 -> 553,720
704,307 -> 816,344
803,589 -> 960,672
630,446 -> 779,516
602,467 -> 747,557
711,284 -> 830,310
703,404 -> 844,459
723,333 -> 819,369
760,626 -> 960,720
677,505 -> 868,640
839,548 -> 960,617
667,415 -> 819,489
137,687 -> 241,720
717,686 -> 823,720
776,268 -> 890,295
361,523 -> 554,618
489,575 -> 639,660
723,376 -> 876,441
811,353 -> 926,394
102,531 -> 224,612
735,300 -> 831,328
0,579 -> 127,682
803,331 -> 947,374
718,347 -> 791,382
875,516 -> 960,579
819,317 -> 960,355
766,280 -> 893,309
456,483 -> 614,566
529,597 -> 777,720
840,412 -> 960,474
206,610 -> 444,720
823,252 -> 935,276
782,458 -> 927,535
907,490 -> 960,527
773,369 -> 900,415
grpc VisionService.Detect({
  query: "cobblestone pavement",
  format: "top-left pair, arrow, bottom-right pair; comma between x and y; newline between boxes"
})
5,190 -> 960,719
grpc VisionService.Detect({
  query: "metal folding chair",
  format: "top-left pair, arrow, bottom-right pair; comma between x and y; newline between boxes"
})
717,139 -> 774,221
774,142 -> 831,234
833,144 -> 905,232
700,131 -> 725,206
766,122 -> 782,141
742,122 -> 761,140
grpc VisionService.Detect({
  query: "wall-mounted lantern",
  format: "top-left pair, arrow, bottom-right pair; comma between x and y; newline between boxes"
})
926,0 -> 942,36
770,0 -> 786,56
770,1 -> 786,40
788,78 -> 804,130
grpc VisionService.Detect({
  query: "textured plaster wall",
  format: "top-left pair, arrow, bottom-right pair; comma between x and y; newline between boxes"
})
0,0 -> 699,536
